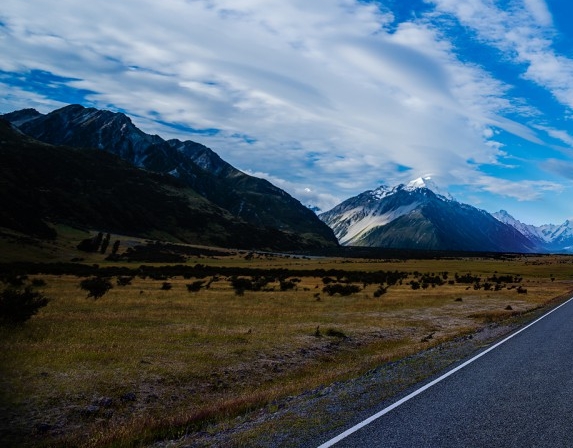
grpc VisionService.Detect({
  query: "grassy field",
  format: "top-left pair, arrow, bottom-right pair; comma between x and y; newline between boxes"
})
2,233 -> 573,447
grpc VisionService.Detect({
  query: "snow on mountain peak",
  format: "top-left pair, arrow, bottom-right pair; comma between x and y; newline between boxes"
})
371,185 -> 393,200
405,176 -> 434,190
403,176 -> 453,201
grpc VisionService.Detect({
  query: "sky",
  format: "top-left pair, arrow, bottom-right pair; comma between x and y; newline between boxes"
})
1,0 -> 573,226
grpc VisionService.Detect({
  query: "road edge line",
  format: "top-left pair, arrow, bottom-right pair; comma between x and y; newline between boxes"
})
317,295 -> 573,448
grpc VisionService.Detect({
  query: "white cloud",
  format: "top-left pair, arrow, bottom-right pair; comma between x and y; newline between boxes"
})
0,83 -> 67,113
1,0 -> 571,220
430,0 -> 573,111
473,175 -> 563,201
241,169 -> 341,212
523,0 -> 553,27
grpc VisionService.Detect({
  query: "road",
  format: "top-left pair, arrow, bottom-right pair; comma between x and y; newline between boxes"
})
318,297 -> 573,447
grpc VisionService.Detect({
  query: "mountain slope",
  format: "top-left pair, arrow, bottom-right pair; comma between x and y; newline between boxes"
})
320,179 -> 538,253
494,210 -> 573,253
0,119 -> 328,250
2,105 -> 337,246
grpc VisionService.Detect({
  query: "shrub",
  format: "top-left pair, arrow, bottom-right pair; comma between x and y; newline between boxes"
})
186,281 -> 205,292
80,277 -> 113,299
161,282 -> 172,291
230,277 -> 253,295
279,279 -> 297,291
455,273 -> 481,284
325,328 -> 348,339
116,276 -> 133,286
31,278 -> 47,287
0,287 -> 50,324
322,283 -> 360,296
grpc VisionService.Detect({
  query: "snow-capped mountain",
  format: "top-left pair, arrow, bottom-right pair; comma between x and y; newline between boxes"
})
493,210 -> 573,253
319,178 -> 538,253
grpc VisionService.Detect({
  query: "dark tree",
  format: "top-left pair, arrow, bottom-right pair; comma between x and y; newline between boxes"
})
100,233 -> 111,254
77,232 -> 105,253
111,240 -> 121,255
77,237 -> 97,252
93,232 -> 104,252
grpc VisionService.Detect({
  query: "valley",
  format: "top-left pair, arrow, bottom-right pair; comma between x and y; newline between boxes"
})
1,229 -> 572,447
3,104 -> 573,446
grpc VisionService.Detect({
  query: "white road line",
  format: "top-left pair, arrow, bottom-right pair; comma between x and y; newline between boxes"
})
317,296 -> 573,448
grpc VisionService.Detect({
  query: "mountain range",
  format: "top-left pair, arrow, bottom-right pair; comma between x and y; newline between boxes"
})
319,177 -> 573,253
4,104 -> 571,254
1,105 -> 338,250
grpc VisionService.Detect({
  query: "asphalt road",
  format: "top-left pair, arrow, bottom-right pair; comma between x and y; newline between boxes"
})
319,297 -> 573,447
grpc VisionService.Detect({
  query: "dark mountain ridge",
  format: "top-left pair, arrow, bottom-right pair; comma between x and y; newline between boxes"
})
2,105 -> 337,248
0,118 -> 333,250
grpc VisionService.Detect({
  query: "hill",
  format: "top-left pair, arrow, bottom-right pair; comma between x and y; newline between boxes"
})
2,105 -> 337,247
0,119 -> 331,250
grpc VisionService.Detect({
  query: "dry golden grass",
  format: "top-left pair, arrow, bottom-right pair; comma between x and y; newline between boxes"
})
1,254 -> 573,447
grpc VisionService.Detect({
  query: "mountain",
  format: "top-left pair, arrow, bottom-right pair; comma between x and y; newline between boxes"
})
0,118 -> 335,250
319,178 -> 539,253
2,105 -> 337,248
493,210 -> 573,253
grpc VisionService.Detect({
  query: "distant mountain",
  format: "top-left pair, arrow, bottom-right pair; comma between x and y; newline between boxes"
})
493,210 -> 573,253
319,178 -> 539,253
2,105 -> 337,248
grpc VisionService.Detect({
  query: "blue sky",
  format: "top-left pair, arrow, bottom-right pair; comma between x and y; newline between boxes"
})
1,0 -> 573,225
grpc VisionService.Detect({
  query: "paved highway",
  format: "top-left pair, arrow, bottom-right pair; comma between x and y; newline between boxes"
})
318,297 -> 573,447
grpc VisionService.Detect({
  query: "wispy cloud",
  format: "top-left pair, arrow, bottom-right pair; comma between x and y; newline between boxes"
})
430,0 -> 573,111
1,0 -> 572,221
474,175 -> 563,201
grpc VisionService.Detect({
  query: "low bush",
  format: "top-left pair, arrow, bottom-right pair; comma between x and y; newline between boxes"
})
117,276 -> 133,286
322,283 -> 361,296
0,287 -> 50,325
80,277 -> 113,299
186,281 -> 205,292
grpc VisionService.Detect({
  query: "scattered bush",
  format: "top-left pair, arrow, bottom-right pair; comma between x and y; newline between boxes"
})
80,277 -> 113,299
230,277 -> 253,295
325,328 -> 348,339
161,282 -> 172,291
322,283 -> 360,296
116,276 -> 133,286
0,287 -> 50,324
186,281 -> 205,292
31,278 -> 47,288
279,279 -> 297,291
455,273 -> 481,284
